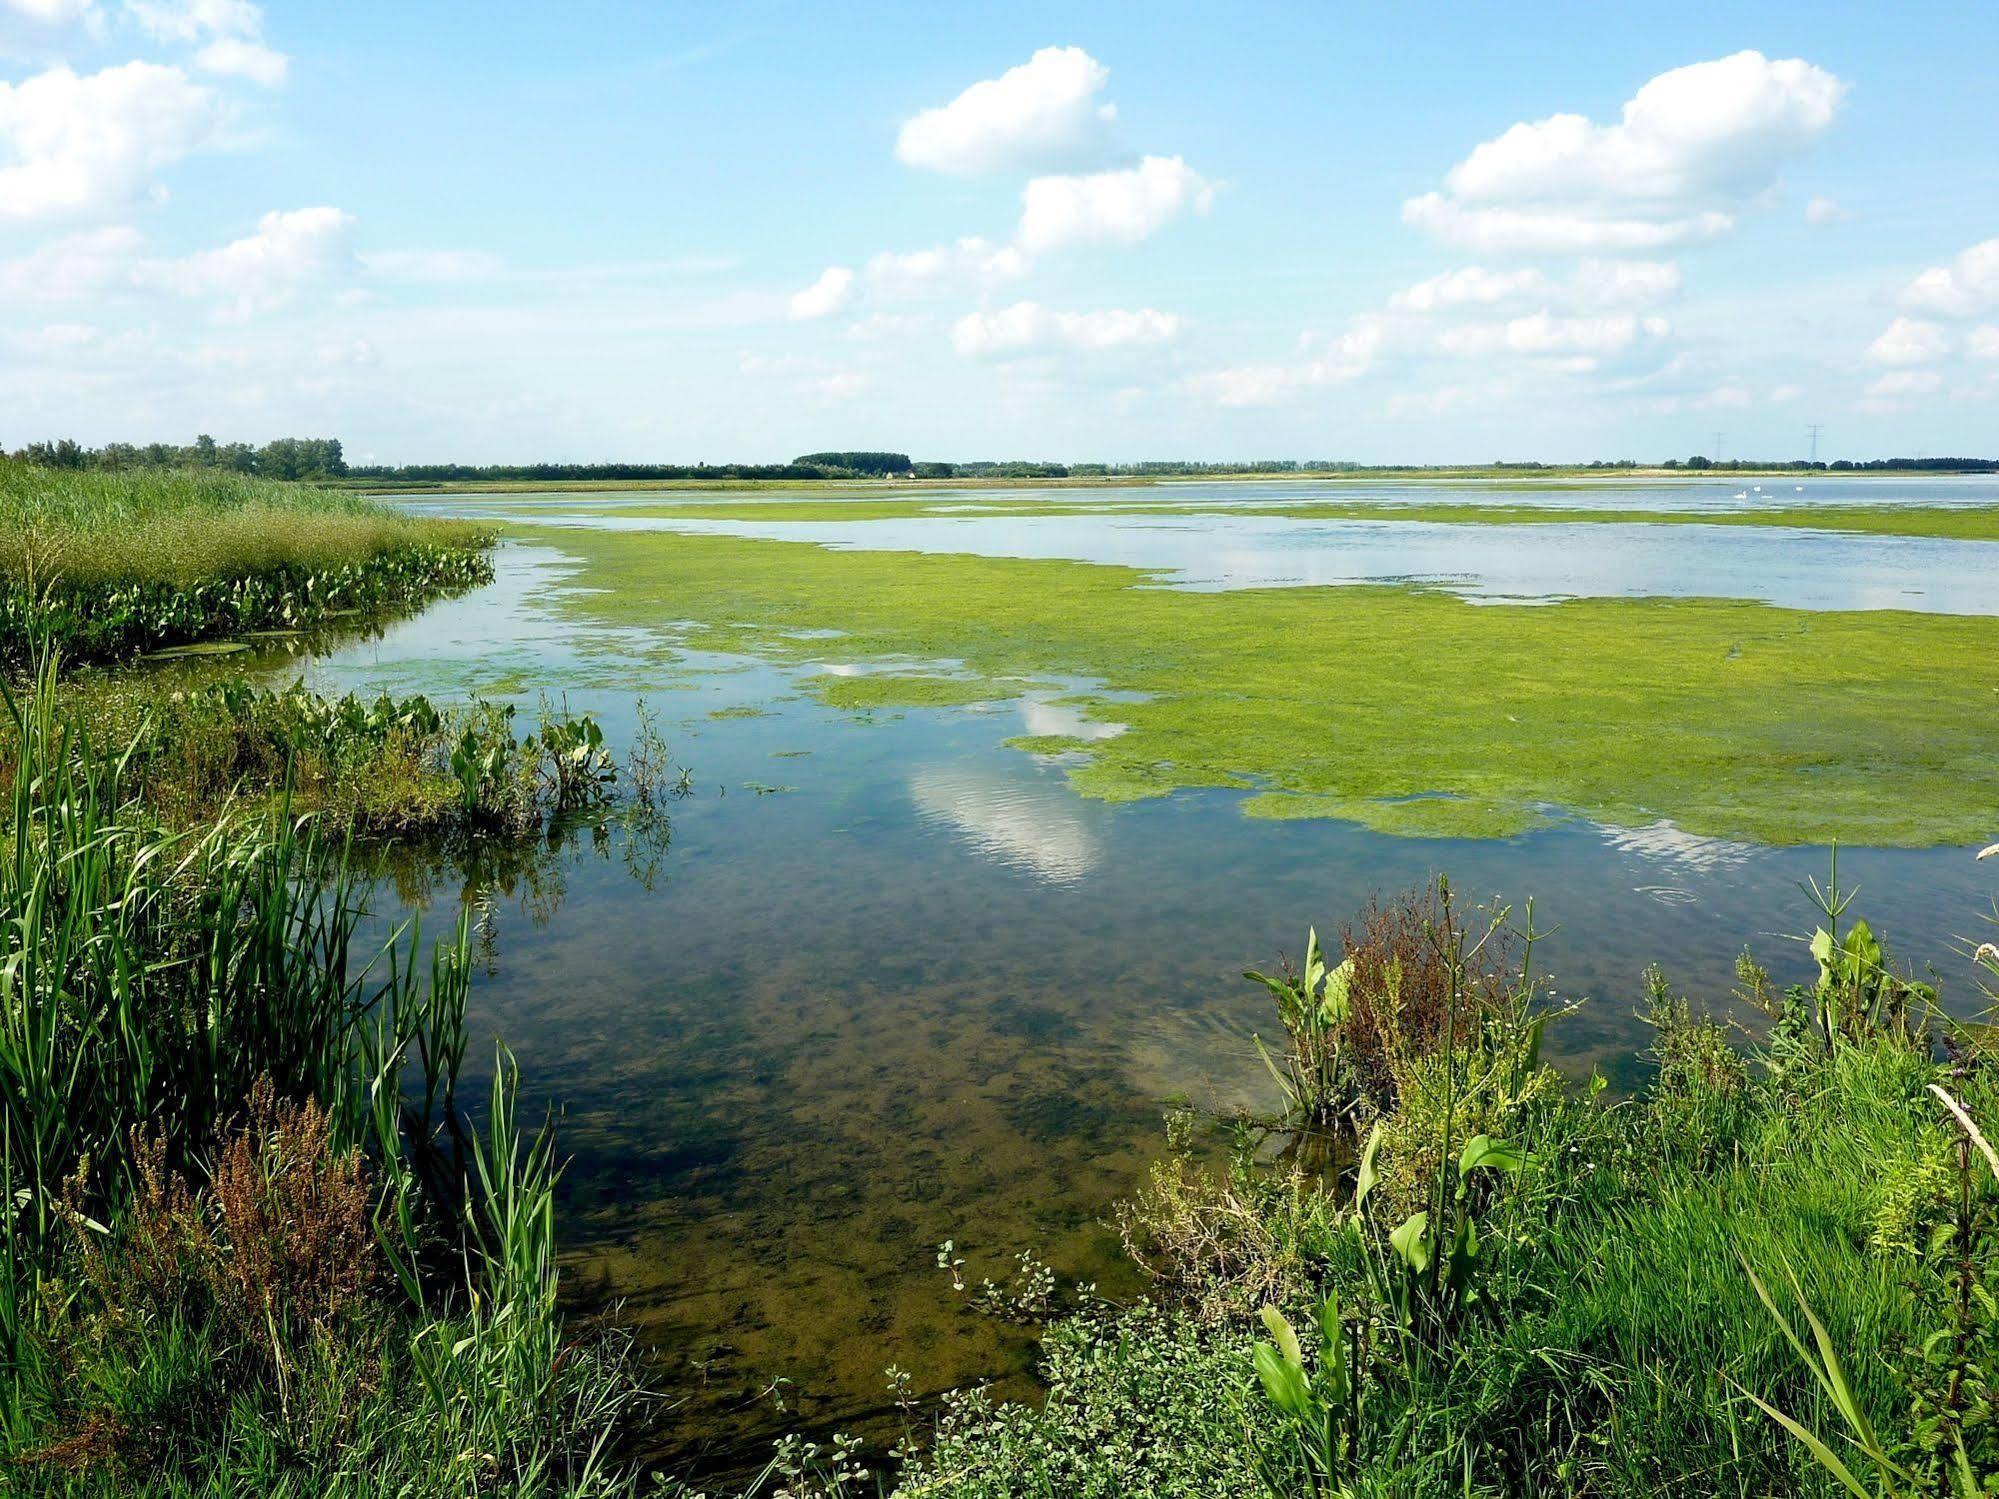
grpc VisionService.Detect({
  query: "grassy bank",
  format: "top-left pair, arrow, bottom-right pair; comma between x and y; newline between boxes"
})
510,526 -> 1999,845
0,460 -> 493,667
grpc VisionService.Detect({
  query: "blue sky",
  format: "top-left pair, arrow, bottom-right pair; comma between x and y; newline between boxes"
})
3,1 -> 1996,464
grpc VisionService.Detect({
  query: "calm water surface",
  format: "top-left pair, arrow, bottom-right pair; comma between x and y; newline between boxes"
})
252,480 -> 1996,1470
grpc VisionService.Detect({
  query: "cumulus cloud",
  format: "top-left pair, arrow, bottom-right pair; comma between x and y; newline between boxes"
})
1969,326 -> 1999,361
1900,237 -> 1999,318
140,204 -> 354,318
1016,154 -> 1213,254
1406,51 -> 1844,254
1866,316 -> 1950,366
788,264 -> 854,320
0,62 -> 221,221
895,46 -> 1116,175
949,300 -> 1181,357
1805,195 -> 1846,225
126,0 -> 289,86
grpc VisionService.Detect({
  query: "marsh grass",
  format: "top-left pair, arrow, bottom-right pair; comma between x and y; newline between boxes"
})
0,459 -> 493,666
0,659 -> 651,1494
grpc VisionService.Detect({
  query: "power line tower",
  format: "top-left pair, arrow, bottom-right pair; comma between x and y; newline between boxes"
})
1806,424 -> 1823,463
1711,431 -> 1726,463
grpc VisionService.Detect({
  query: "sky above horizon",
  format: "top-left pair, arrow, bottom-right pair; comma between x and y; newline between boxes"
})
2,2 -> 1996,466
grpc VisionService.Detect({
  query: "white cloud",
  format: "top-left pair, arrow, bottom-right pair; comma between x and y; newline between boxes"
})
1438,311 -> 1670,360
950,300 -> 1182,357
1391,258 -> 1679,314
194,35 -> 286,86
895,46 -> 1116,175
1016,154 -> 1214,254
1770,383 -> 1805,403
1389,265 -> 1550,312
788,264 -> 854,320
1403,193 -> 1732,254
0,62 -> 220,221
1866,316 -> 1950,366
360,248 -> 504,282
1805,195 -> 1846,225
864,236 -> 1029,299
126,0 -> 288,85
0,222 -> 143,298
4,0 -> 97,22
1968,326 -> 1999,361
1900,238 -> 1999,319
1567,257 -> 1681,308
141,204 -> 353,319
1406,51 -> 1844,254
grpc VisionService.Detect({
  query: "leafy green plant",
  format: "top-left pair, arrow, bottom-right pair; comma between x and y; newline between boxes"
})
1246,927 -> 1359,1129
1250,1294 -> 1368,1497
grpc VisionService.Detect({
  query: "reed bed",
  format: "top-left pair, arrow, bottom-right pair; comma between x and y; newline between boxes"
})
0,460 -> 493,666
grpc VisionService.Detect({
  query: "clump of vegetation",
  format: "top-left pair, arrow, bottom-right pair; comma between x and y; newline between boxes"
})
1245,879 -> 1539,1139
0,662 -> 652,1494
6,674 -> 683,844
0,458 -> 493,667
852,869 -> 1999,1499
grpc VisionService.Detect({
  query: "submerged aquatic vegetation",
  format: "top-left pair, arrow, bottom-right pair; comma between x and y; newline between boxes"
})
515,525 -> 1999,845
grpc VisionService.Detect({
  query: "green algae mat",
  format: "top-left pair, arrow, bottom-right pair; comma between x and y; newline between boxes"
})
521,525 -> 1999,846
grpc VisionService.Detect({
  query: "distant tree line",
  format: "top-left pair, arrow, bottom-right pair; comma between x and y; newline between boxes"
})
793,451 -> 912,475
8,435 -> 349,479
349,461 -> 873,483
1663,456 -> 1998,473
15,438 -> 1994,484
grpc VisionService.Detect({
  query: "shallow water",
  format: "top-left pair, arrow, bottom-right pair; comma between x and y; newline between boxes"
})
429,475 -> 1999,613
240,485 -> 1998,1472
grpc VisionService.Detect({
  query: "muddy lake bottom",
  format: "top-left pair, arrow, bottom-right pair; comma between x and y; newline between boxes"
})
199,481 -> 1999,1474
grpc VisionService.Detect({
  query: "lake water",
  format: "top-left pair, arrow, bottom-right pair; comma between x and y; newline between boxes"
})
239,478 -> 1997,1472
431,474 -> 1999,612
